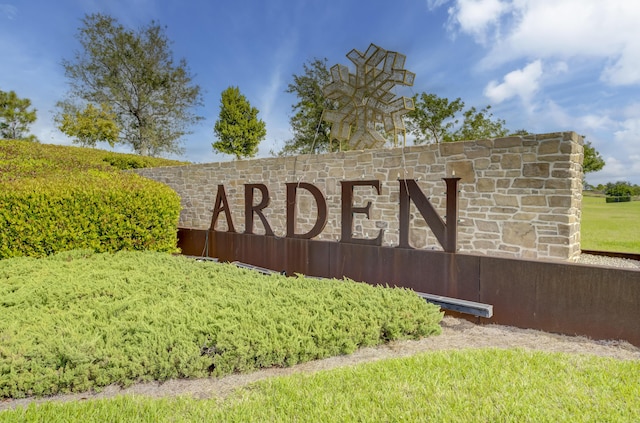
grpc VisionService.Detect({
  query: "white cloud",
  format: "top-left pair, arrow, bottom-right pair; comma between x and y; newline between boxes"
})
447,0 -> 509,44
577,114 -> 616,132
584,110 -> 640,184
440,0 -> 640,86
614,116 -> 640,153
602,44 -> 640,86
484,60 -> 542,103
0,3 -> 17,19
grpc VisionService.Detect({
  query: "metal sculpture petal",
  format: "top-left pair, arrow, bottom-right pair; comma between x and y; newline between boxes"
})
322,44 -> 415,149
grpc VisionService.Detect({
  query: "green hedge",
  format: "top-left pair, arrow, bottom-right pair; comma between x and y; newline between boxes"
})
0,250 -> 443,398
0,141 -> 183,258
0,173 -> 180,259
605,196 -> 632,203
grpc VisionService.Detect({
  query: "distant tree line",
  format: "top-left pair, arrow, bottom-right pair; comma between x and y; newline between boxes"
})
591,181 -> 640,198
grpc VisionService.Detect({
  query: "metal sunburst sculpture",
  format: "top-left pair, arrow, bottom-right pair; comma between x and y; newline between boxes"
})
322,43 -> 415,150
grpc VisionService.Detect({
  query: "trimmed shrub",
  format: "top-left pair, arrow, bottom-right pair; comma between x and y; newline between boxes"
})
605,196 -> 631,203
0,173 -> 180,258
0,140 -> 183,258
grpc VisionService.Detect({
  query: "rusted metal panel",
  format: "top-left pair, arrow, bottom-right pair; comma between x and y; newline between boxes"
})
480,256 -> 640,346
177,228 -> 640,347
177,228 -> 208,256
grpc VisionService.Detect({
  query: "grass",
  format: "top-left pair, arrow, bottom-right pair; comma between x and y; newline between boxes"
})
2,349 -> 638,422
0,250 -> 442,399
581,196 -> 640,253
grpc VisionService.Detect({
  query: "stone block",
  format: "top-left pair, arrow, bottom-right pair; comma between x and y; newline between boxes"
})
440,142 -> 464,155
446,160 -> 475,182
513,212 -> 538,220
512,178 -> 545,189
549,196 -> 572,208
477,178 -> 496,192
494,194 -> 519,207
473,240 -> 496,249
493,137 -> 522,148
465,146 -> 491,158
490,207 -> 518,214
495,178 -> 511,189
540,236 -> 568,245
523,163 -> 550,177
563,132 -> 581,142
418,152 -> 437,165
545,179 -> 572,190
522,195 -> 547,206
476,220 -> 499,232
498,245 -> 521,253
501,154 -> 522,169
383,156 -> 402,167
474,158 -> 491,169
548,245 -> 570,259
503,221 -> 536,248
551,169 -> 572,178
538,154 -> 565,162
538,139 -> 560,154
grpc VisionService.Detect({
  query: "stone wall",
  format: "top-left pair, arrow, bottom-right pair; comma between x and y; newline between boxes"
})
135,132 -> 584,260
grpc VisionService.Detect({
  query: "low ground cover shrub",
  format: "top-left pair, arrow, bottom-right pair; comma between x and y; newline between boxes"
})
0,250 -> 442,398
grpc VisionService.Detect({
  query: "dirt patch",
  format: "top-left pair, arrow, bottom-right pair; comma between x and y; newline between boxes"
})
2,316 -> 638,411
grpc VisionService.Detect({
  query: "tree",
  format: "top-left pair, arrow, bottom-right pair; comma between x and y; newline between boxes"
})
604,181 -> 634,197
280,58 -> 341,155
284,61 -> 511,154
405,93 -> 464,144
213,86 -> 266,160
453,105 -> 509,141
0,89 -> 37,141
59,13 -> 203,156
583,140 -> 605,174
56,103 -> 119,147
406,92 -> 508,144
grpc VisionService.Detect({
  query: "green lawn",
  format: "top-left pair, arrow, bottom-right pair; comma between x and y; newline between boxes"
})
2,349 -> 638,422
581,196 -> 640,253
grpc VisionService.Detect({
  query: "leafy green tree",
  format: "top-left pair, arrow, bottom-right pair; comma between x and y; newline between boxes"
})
213,86 -> 266,160
583,140 -> 605,174
405,93 -> 464,144
280,58 -> 342,155
56,103 -> 119,147
59,13 -> 203,156
453,105 -> 509,141
406,92 -> 508,144
0,89 -> 37,141
605,181 -> 634,197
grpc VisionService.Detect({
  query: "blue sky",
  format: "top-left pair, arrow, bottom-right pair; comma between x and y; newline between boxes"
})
1,0 -> 639,185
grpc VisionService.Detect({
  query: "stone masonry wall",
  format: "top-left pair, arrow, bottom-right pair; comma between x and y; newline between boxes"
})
135,132 -> 584,260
